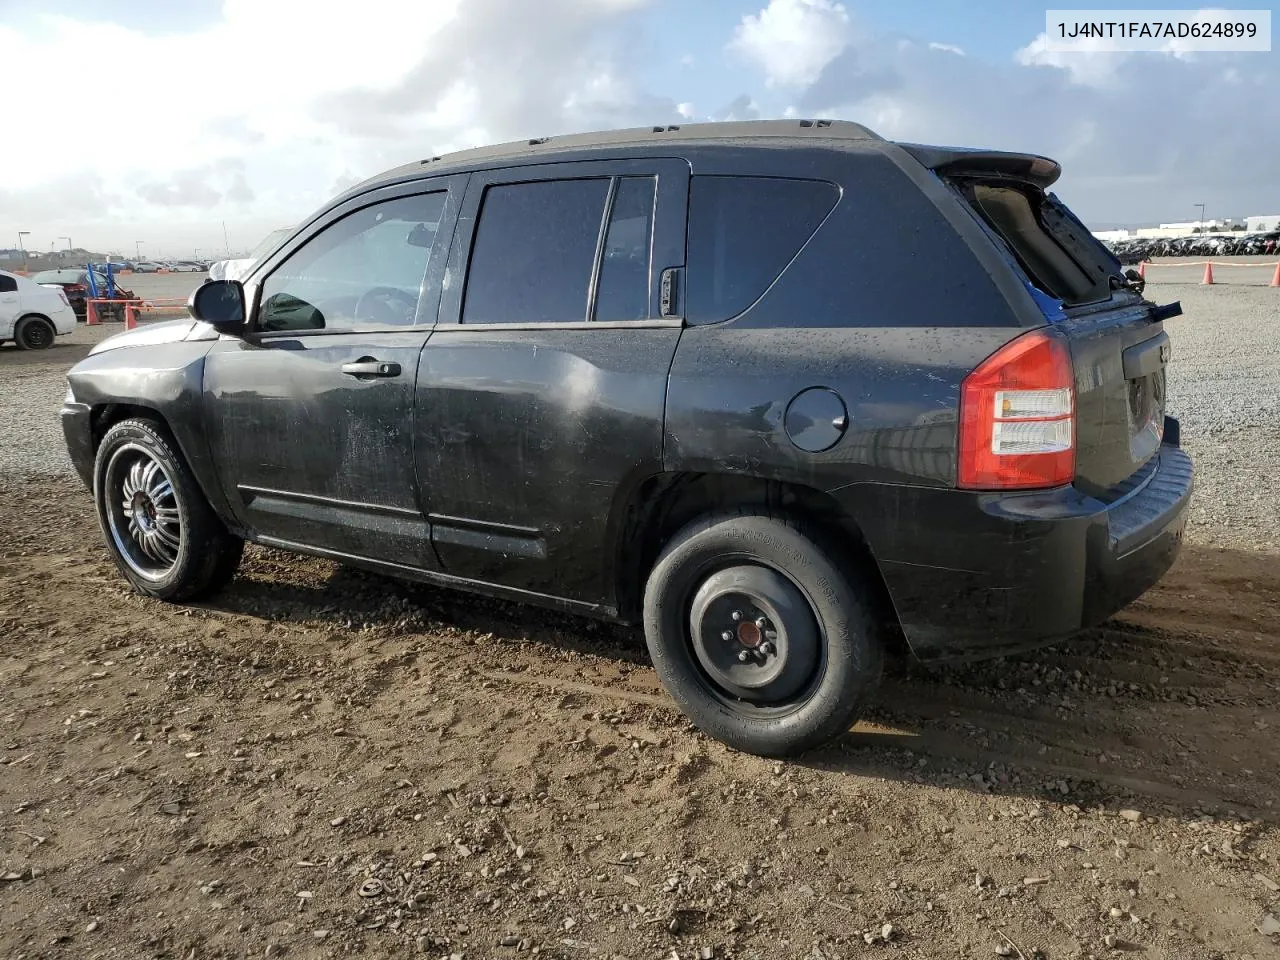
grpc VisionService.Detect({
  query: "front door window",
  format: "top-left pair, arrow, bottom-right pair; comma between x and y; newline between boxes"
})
258,192 -> 446,332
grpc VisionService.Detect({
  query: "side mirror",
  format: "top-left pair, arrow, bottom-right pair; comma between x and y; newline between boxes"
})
188,279 -> 246,333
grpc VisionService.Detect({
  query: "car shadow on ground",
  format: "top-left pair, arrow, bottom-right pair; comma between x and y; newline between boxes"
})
201,542 -> 1278,821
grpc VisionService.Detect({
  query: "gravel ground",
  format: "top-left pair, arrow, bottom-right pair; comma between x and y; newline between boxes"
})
3,261 -> 1279,958
3,481 -> 1280,959
3,259 -> 1276,551
1146,268 -> 1280,553
0,271 -> 201,477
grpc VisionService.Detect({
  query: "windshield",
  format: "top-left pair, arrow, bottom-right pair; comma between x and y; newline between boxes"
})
247,227 -> 294,266
31,271 -> 66,283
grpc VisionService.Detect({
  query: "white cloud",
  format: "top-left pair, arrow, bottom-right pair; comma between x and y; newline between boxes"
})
0,0 -> 679,254
1015,30 -> 1127,86
728,0 -> 851,88
795,25 -> 1280,225
3,0 -> 1277,251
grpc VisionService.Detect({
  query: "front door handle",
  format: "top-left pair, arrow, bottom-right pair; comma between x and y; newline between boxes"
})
341,359 -> 401,378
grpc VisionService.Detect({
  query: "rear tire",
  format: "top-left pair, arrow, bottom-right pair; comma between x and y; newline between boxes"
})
15,316 -> 55,350
643,512 -> 883,757
94,418 -> 243,601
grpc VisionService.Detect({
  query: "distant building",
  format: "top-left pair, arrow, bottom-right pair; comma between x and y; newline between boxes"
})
1246,215 -> 1280,232
1092,229 -> 1131,242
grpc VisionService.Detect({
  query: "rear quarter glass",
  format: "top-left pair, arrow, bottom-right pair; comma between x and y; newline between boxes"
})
710,151 -> 1023,330
686,176 -> 839,323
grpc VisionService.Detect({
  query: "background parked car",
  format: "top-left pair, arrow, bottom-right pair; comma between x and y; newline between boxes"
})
132,261 -> 165,273
167,261 -> 206,272
30,268 -> 134,321
0,269 -> 77,349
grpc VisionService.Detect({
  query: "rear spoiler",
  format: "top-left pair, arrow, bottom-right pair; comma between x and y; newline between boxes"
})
895,143 -> 1062,189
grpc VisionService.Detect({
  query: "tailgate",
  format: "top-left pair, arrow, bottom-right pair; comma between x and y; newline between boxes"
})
928,162 -> 1169,495
1059,301 -> 1168,496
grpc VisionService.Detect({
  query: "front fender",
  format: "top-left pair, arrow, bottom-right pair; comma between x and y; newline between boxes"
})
64,339 -> 238,530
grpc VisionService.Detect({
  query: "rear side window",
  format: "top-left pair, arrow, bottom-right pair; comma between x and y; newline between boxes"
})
0,275 -> 16,293
687,176 -> 838,323
463,179 -> 610,324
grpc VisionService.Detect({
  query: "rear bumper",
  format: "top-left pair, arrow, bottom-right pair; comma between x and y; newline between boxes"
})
840,428 -> 1192,660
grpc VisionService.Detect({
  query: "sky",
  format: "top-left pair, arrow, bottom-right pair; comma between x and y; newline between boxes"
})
1,0 -> 1276,258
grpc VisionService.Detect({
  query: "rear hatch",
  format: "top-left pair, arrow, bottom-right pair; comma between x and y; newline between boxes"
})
905,145 -> 1169,497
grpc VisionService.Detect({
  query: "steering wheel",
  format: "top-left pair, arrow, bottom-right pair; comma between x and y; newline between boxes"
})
353,286 -> 418,324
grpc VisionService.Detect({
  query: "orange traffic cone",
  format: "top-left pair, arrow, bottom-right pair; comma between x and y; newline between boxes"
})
124,301 -> 138,330
1201,262 -> 1215,285
1137,260 -> 1146,280
1271,261 -> 1280,287
86,300 -> 99,325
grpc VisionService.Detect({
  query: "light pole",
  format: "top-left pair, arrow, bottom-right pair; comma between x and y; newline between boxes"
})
17,231 -> 30,272
1195,203 -> 1206,233
135,240 -> 143,262
57,237 -> 72,262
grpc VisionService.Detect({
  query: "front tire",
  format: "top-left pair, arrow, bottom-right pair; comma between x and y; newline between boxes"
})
15,316 -> 55,350
94,418 -> 243,601
643,513 -> 883,757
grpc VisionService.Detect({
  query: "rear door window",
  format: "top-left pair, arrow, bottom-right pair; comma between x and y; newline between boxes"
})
463,179 -> 611,324
594,177 -> 656,322
686,176 -> 838,323
0,275 -> 17,293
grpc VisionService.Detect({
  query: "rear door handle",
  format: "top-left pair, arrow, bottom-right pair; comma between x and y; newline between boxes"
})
341,359 -> 401,378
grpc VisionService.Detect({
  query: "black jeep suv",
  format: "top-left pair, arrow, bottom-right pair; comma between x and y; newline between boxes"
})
62,120 -> 1191,757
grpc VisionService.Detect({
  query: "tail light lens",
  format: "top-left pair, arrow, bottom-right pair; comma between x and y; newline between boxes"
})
57,290 -> 70,306
958,329 -> 1075,489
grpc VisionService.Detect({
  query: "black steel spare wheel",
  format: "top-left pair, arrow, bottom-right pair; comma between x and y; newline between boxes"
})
689,565 -> 819,703
643,512 -> 884,758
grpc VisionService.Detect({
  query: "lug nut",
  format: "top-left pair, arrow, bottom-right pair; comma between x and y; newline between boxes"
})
731,610 -> 743,622
737,649 -> 752,663
755,616 -> 768,629
721,630 -> 734,642
759,641 -> 775,656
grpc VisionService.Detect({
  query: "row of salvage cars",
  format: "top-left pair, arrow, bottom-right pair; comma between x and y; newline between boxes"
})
1107,231 -> 1279,264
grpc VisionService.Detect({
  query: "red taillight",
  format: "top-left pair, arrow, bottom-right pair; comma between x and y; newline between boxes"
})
958,329 -> 1075,490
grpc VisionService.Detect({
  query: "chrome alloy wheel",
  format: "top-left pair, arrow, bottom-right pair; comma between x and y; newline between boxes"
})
104,444 -> 183,580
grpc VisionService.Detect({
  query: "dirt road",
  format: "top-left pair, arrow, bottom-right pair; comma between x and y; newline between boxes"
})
3,478 -> 1278,959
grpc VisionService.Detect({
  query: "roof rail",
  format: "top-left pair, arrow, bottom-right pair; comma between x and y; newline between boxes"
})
370,119 -> 881,187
